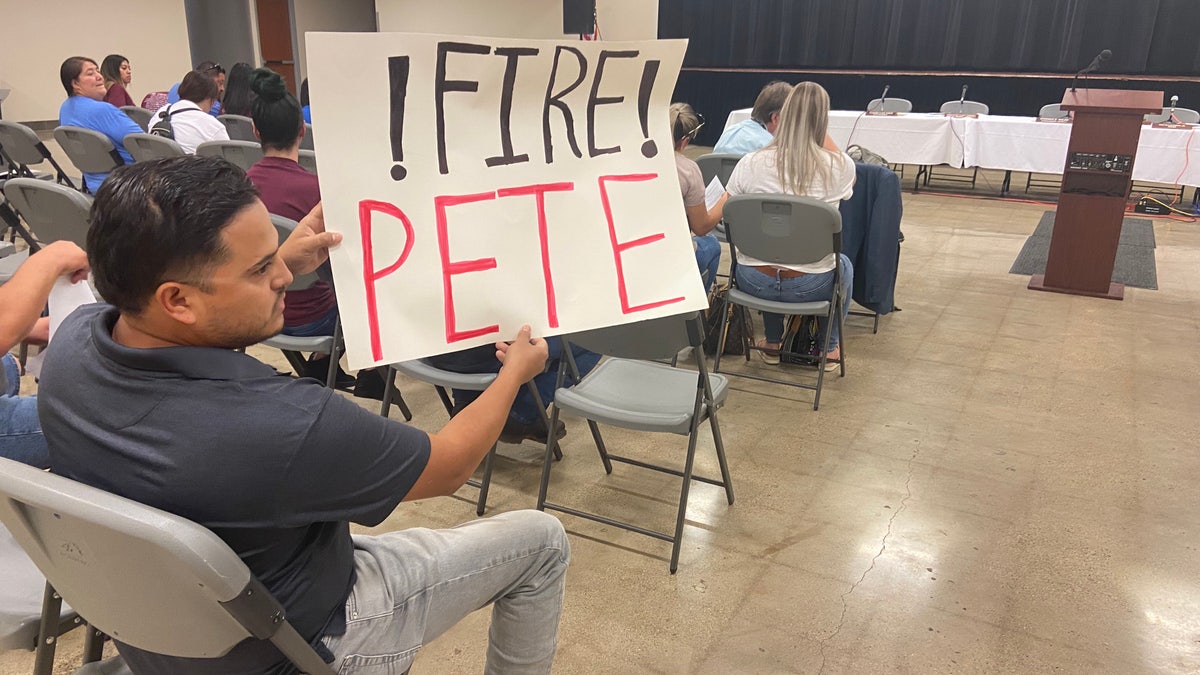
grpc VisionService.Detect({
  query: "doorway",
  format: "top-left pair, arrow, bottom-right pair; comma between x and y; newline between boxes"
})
256,0 -> 298,95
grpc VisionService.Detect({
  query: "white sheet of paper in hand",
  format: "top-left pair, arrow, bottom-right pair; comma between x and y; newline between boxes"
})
48,278 -> 97,342
704,176 -> 725,210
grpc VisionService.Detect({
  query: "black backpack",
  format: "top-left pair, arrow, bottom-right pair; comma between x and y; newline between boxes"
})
149,104 -> 202,140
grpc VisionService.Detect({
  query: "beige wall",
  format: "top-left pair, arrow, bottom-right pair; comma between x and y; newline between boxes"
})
0,0 -> 193,122
375,0 -> 658,40
293,0 -> 377,84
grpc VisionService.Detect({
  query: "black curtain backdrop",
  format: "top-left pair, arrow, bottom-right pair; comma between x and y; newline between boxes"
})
661,0 -> 1200,146
660,0 -> 1200,74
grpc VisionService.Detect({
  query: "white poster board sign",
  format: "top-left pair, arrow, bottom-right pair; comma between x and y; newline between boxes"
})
307,32 -> 705,370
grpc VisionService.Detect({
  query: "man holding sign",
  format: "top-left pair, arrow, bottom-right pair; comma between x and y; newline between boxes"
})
39,157 -> 568,674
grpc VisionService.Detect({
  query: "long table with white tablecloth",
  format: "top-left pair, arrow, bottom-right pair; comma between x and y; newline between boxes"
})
723,108 -> 1200,187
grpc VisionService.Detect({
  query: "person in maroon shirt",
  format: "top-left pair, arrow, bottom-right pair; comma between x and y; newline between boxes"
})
101,54 -> 134,108
243,68 -> 395,398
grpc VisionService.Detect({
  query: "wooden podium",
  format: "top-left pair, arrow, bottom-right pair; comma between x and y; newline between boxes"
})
1028,88 -> 1162,300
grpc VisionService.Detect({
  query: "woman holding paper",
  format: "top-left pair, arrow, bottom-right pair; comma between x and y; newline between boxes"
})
725,82 -> 854,369
672,102 -> 727,290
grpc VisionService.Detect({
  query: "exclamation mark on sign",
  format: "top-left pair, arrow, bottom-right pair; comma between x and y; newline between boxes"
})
388,55 -> 410,181
637,59 -> 660,158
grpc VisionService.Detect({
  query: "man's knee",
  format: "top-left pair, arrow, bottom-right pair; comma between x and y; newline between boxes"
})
497,510 -> 569,563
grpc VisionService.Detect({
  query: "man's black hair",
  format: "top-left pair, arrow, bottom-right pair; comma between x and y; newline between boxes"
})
87,156 -> 260,314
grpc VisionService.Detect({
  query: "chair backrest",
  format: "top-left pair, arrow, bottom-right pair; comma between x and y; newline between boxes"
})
119,106 -> 152,132
0,458 -> 334,672
123,133 -> 186,162
195,140 -> 264,172
695,153 -> 741,187
300,124 -> 314,151
0,121 -> 52,167
1038,103 -> 1069,119
217,114 -> 257,142
52,126 -> 123,174
565,312 -> 702,361
2,178 -> 93,248
867,97 -> 913,114
723,194 -> 842,268
940,100 -> 989,115
269,214 -> 320,291
298,149 -> 318,175
1145,107 -> 1200,124
0,523 -> 76,651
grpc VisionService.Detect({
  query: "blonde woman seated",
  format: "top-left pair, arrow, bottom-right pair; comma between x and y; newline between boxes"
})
671,102 -> 727,290
725,82 -> 854,369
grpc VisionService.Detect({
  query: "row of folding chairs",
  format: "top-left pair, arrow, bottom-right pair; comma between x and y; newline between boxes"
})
119,107 -> 315,150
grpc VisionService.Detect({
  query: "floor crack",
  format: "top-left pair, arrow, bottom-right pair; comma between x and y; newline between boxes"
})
817,442 -> 920,674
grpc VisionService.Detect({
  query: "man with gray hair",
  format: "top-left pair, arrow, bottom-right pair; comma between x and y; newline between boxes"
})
714,80 -> 792,155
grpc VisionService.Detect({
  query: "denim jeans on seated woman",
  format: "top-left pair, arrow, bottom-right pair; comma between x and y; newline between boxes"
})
735,253 -> 854,348
0,354 -> 50,468
693,233 -> 721,291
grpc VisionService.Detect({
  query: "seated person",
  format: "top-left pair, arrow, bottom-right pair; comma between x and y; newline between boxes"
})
671,102 -> 727,290
0,241 -> 90,468
168,61 -> 225,116
58,56 -> 141,192
426,339 -> 601,444
148,70 -> 229,153
300,78 -> 312,124
100,54 -> 134,108
39,155 -> 569,674
726,82 -> 854,369
244,68 -> 388,397
713,80 -> 792,156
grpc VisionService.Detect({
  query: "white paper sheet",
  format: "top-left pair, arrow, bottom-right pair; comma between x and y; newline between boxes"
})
704,176 -> 725,210
48,278 -> 97,343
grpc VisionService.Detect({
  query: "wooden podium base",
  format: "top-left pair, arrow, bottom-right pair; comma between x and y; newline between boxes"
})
1027,274 -> 1124,300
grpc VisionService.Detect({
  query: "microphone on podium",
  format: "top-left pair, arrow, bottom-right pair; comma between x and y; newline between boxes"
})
959,84 -> 968,105
1070,49 -> 1112,92
868,84 -> 890,113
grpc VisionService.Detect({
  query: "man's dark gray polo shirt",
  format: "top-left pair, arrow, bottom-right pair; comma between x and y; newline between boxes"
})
39,304 -> 430,674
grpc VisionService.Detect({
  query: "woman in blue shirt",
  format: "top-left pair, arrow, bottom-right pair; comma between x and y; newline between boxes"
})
57,56 -> 140,193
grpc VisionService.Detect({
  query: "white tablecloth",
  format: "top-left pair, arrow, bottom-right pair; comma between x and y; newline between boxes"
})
723,108 -> 1200,187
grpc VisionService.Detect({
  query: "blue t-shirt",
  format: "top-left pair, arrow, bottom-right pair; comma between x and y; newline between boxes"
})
167,82 -> 221,116
58,96 -> 141,193
713,118 -> 773,156
302,105 -> 312,124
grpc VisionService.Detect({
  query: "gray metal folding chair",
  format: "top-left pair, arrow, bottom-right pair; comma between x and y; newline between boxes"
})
298,149 -> 318,175
217,114 -> 257,142
380,360 -> 555,515
695,153 -> 741,246
195,140 -> 263,172
0,457 -> 338,675
537,312 -> 734,573
715,194 -> 847,410
940,100 -> 989,116
867,97 -> 913,114
1144,107 -> 1200,124
2,177 -> 94,249
300,123 -> 314,151
52,126 -> 125,192
0,121 -> 76,188
0,524 -> 95,675
920,100 -> 990,189
1037,103 -> 1069,120
119,106 -> 152,132
122,133 -> 186,162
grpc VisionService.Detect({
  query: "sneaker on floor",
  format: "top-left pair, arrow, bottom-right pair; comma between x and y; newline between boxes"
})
353,368 -> 403,402
302,357 -> 355,389
755,339 -> 781,366
499,417 -> 567,445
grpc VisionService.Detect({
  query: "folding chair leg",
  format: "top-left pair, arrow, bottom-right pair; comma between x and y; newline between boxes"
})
474,445 -> 498,516
81,624 -> 105,663
32,583 -> 63,675
707,412 -> 735,505
526,383 -> 562,461
379,367 -> 397,416
586,420 -> 612,473
435,385 -> 456,416
669,409 -> 705,574
536,405 -> 565,510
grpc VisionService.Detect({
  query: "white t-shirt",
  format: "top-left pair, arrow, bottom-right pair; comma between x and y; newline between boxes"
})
726,145 -> 855,273
148,100 -> 229,154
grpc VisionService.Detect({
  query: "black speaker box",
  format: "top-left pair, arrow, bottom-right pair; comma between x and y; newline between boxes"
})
563,0 -> 595,34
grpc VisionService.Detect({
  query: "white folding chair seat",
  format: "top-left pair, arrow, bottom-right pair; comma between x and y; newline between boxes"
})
867,97 -> 913,113
52,126 -> 125,191
217,114 -> 257,142
2,177 -> 93,249
0,248 -> 30,284
0,457 -> 337,675
537,312 -> 734,573
0,121 -> 76,188
119,106 -> 152,132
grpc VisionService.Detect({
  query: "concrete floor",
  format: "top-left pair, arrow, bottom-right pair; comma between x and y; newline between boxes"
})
4,178 -> 1200,673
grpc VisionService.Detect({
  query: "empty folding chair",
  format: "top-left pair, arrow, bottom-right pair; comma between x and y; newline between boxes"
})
537,312 -> 734,573
714,194 -> 847,410
921,100 -> 990,189
300,123 -> 314,151
0,121 -> 76,188
195,140 -> 263,172
1037,103 -> 1069,120
866,97 -> 913,114
0,456 -> 339,675
380,360 -> 554,514
123,133 -> 186,162
0,524 -> 96,675
298,149 -> 318,175
52,126 -> 126,193
3,177 -> 93,249
1144,106 -> 1200,124
119,106 -> 152,132
217,114 -> 257,142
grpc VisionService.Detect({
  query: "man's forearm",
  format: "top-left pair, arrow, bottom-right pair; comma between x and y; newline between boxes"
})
0,255 -> 61,352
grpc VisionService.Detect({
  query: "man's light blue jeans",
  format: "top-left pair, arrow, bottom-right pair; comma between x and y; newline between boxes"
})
1,354 -> 49,469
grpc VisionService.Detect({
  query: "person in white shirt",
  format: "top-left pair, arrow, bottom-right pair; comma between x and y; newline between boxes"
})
726,81 -> 855,369
149,70 -> 229,154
